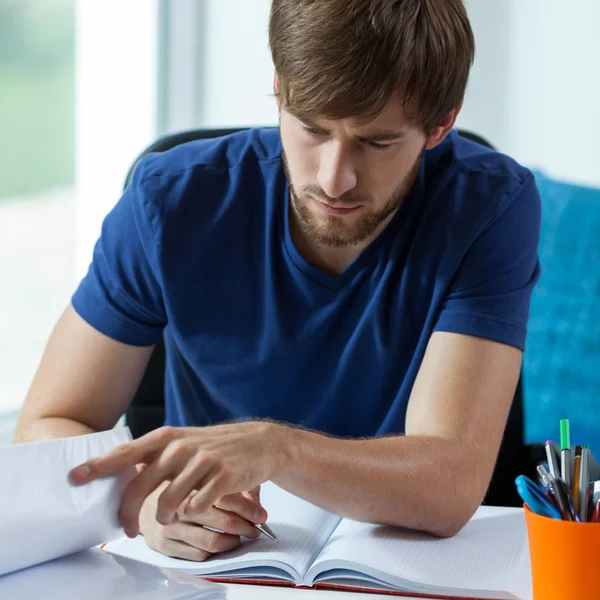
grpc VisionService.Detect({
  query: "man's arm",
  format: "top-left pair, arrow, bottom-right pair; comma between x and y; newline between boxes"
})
71,330 -> 520,540
270,331 -> 521,537
13,304 -> 154,443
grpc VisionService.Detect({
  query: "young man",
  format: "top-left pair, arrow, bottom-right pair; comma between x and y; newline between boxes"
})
14,0 -> 540,561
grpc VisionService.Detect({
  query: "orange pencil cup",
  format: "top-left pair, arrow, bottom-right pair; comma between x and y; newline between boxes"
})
524,505 -> 600,599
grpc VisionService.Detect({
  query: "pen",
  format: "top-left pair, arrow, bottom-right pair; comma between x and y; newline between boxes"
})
211,497 -> 278,541
205,522 -> 278,542
579,445 -> 590,522
545,440 -> 560,479
255,523 -> 278,542
537,465 -> 576,521
555,477 -> 578,521
560,419 -> 571,488
593,497 -> 600,523
588,480 -> 600,522
573,445 -> 582,516
535,465 -> 559,507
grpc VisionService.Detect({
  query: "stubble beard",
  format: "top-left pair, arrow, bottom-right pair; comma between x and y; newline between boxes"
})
282,147 -> 425,248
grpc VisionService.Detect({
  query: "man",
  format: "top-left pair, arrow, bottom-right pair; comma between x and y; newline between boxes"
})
14,0 -> 540,562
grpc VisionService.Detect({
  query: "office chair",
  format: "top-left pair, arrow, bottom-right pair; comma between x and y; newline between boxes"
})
123,126 -> 541,506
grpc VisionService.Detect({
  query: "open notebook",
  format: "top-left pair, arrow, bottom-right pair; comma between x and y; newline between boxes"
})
103,482 -> 532,600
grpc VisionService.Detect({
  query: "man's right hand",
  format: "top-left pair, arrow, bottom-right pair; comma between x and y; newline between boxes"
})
139,482 -> 268,561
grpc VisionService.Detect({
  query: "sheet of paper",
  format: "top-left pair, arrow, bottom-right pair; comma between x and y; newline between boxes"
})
0,547 -> 226,600
0,428 -> 135,577
104,481 -> 342,581
307,506 -> 532,599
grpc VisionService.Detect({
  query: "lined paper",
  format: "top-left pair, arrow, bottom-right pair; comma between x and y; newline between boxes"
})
104,481 -> 342,582
308,506 -> 530,596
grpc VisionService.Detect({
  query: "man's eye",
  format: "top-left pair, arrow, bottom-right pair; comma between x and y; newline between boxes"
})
302,125 -> 326,136
364,140 -> 391,150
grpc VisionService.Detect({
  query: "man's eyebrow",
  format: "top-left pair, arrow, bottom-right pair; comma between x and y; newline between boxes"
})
359,130 -> 406,142
298,117 -> 326,130
298,117 -> 406,142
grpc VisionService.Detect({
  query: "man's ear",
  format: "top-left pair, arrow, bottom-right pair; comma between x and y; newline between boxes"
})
274,72 -> 281,109
426,107 -> 460,150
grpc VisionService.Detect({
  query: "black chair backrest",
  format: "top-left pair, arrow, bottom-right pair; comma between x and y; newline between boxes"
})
124,126 -> 527,506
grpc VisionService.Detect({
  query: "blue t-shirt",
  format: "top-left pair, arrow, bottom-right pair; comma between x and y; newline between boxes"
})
72,128 -> 541,437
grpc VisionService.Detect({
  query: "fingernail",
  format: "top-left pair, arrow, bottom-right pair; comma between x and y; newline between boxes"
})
72,464 -> 91,478
124,528 -> 136,538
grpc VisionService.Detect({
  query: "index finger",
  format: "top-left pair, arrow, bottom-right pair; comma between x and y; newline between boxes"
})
70,428 -> 176,483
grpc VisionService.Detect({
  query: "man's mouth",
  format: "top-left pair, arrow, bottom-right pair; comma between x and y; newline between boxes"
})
311,197 -> 361,216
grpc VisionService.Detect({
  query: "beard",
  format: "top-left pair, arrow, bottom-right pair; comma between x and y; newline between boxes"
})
282,146 -> 425,248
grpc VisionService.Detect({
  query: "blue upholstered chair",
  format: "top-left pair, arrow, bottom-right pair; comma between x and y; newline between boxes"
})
524,172 -> 600,450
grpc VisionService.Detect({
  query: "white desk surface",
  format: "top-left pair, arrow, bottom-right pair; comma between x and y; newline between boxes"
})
221,582 -> 418,598
0,552 -> 420,600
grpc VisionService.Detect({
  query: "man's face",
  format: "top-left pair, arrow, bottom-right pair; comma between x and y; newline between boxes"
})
279,99 -> 428,248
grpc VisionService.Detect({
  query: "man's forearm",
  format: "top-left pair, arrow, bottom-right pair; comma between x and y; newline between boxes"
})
12,417 -> 96,443
271,426 -> 485,537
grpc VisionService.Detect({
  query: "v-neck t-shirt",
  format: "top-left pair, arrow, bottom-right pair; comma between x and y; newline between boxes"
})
71,128 -> 541,437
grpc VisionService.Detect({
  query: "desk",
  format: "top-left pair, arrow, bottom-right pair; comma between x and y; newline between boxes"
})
0,550 -> 421,600
222,583 -> 419,598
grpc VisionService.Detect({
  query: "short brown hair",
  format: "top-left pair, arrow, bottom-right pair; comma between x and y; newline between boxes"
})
269,0 -> 475,133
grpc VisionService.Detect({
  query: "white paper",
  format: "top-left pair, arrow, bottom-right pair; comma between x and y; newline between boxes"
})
0,428 -> 136,576
0,547 -> 226,600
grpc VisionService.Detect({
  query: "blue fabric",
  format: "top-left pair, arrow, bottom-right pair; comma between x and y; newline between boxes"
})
72,128 -> 540,437
523,172 -> 600,447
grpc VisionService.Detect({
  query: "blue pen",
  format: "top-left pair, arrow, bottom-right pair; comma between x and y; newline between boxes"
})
515,475 -> 562,520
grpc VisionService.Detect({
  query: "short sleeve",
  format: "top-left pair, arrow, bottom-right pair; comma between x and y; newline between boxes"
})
433,172 -> 542,351
71,158 -> 167,346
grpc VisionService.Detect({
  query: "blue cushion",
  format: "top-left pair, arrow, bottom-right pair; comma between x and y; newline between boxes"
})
523,172 -> 600,448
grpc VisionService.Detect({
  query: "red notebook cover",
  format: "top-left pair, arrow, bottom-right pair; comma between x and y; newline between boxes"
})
205,576 -> 504,599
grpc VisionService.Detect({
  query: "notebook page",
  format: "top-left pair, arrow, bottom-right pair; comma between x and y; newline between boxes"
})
307,506 -> 529,597
104,481 -> 342,583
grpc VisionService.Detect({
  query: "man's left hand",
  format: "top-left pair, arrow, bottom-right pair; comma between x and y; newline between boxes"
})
70,421 -> 288,537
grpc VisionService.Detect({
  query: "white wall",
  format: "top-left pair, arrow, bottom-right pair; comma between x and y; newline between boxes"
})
458,0 -> 600,188
456,1 -> 512,153
507,0 -> 600,187
165,0 -> 277,132
162,0 -> 205,133
202,0 -> 277,128
75,0 -> 159,279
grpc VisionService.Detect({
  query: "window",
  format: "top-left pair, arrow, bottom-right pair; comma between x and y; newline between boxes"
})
0,0 -> 76,420
0,1 -> 160,437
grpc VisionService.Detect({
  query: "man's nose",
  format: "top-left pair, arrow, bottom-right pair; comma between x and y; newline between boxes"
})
317,142 -> 357,200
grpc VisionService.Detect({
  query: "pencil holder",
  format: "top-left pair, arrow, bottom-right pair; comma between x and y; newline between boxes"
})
524,505 -> 600,600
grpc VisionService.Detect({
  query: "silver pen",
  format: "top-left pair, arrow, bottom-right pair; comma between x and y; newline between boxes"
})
545,440 -> 560,479
537,465 -> 576,521
255,523 -> 278,542
580,445 -> 591,521
204,522 -> 278,542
